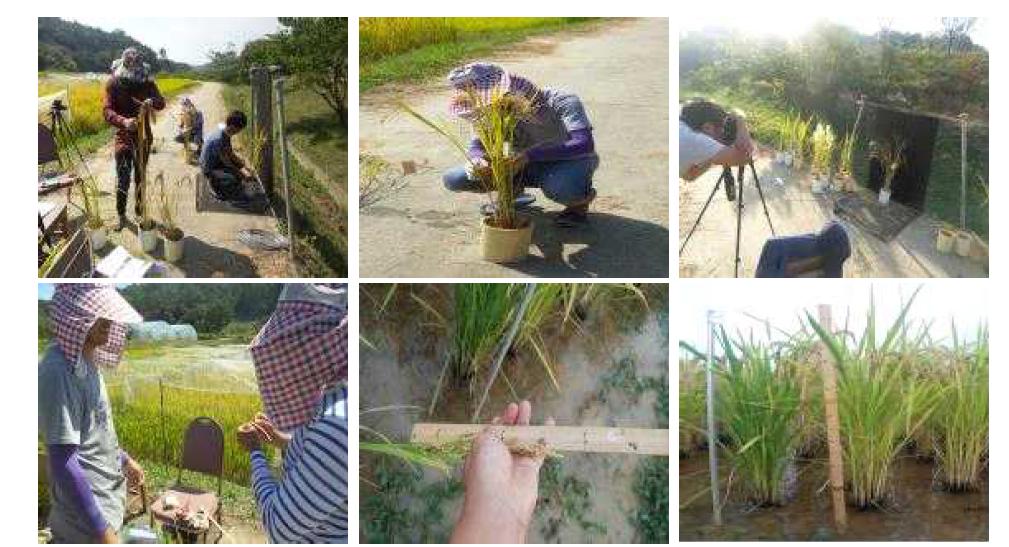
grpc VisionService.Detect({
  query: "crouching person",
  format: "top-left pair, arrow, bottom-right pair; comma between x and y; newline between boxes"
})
199,110 -> 255,204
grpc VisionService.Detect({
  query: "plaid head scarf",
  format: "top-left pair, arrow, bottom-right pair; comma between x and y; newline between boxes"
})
250,284 -> 348,431
447,62 -> 541,120
49,284 -> 143,369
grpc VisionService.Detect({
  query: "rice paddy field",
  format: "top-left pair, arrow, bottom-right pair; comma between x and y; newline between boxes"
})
359,283 -> 669,543
678,292 -> 988,541
38,73 -> 199,154
359,17 -> 597,90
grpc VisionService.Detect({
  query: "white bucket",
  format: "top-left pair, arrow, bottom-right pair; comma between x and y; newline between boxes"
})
139,228 -> 158,253
89,226 -> 107,251
878,189 -> 891,205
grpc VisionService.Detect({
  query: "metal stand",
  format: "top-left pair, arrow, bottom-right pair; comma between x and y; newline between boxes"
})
680,160 -> 776,277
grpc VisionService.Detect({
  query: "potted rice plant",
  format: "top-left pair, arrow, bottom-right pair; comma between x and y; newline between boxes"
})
836,130 -> 857,192
78,174 -> 107,250
790,115 -> 812,170
810,123 -> 835,194
954,229 -> 973,257
878,139 -> 905,205
156,172 -> 189,262
401,88 -> 537,263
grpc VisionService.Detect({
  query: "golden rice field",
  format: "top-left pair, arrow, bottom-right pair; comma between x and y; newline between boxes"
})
38,75 -> 199,141
360,17 -> 592,60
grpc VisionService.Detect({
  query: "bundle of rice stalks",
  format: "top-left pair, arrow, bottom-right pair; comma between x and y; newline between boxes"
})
716,329 -> 800,506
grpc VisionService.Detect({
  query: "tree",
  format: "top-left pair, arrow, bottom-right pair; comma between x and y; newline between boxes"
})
941,18 -> 977,56
275,17 -> 349,123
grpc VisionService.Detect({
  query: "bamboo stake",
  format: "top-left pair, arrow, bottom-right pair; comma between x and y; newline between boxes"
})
817,304 -> 847,534
411,424 -> 669,456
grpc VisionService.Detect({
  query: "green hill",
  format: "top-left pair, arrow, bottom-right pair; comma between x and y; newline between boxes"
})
38,17 -> 189,73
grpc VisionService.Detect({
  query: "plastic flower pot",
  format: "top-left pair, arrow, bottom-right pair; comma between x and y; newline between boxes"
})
138,222 -> 159,253
162,229 -> 185,263
480,214 -> 532,263
954,230 -> 973,257
878,188 -> 891,205
88,225 -> 107,251
936,227 -> 955,254
811,174 -> 828,194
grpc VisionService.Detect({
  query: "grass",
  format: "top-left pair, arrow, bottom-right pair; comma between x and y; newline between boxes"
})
360,17 -> 597,91
221,83 -> 348,277
932,326 -> 988,490
678,358 -> 707,456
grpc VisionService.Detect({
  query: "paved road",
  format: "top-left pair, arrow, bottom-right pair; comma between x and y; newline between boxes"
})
82,82 -> 291,277
359,18 -> 670,278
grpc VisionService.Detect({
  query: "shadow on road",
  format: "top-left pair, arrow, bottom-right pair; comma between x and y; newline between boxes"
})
507,208 -> 669,278
174,236 -> 260,278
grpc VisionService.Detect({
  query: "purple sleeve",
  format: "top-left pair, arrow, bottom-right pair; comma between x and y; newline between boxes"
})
48,444 -> 107,537
525,128 -> 595,163
467,138 -> 486,161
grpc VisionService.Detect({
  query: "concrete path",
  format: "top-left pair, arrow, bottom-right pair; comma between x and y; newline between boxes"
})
82,82 -> 291,277
678,150 -> 987,278
359,18 -> 669,278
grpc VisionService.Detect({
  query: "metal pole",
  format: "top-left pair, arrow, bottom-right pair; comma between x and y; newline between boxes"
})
705,310 -> 722,526
273,77 -> 297,270
959,114 -> 968,230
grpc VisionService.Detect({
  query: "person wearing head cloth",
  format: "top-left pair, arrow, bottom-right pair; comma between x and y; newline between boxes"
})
442,62 -> 600,227
38,284 -> 145,543
174,96 -> 205,157
103,47 -> 166,231
237,283 -> 349,544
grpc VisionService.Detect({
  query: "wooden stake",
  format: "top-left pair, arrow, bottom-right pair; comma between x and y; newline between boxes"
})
818,304 -> 848,534
411,424 -> 669,456
705,311 -> 722,525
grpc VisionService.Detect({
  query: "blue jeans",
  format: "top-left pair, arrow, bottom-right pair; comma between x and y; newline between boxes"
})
443,156 -> 599,206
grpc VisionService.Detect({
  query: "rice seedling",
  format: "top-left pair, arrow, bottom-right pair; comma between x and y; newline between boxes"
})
715,328 -> 801,506
360,18 -> 459,60
931,324 -> 988,491
677,356 -> 706,456
807,289 -> 944,508
837,130 -> 857,178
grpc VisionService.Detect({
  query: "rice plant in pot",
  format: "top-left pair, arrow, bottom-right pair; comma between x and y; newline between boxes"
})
810,122 -> 835,194
790,115 -> 812,170
836,130 -> 857,192
776,114 -> 794,167
878,138 -> 905,205
156,172 -> 190,262
78,173 -> 107,250
401,87 -> 537,262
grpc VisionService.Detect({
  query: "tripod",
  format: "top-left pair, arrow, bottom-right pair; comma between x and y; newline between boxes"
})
680,159 -> 776,277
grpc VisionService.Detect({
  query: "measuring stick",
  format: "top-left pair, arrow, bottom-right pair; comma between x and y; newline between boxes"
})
411,423 -> 669,456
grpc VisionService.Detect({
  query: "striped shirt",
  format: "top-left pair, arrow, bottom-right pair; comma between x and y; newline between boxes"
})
251,385 -> 349,543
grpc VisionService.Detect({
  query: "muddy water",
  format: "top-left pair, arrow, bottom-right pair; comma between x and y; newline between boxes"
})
679,452 -> 988,541
361,308 -> 669,543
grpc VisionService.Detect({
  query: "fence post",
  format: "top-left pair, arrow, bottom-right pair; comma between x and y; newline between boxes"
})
705,310 -> 722,526
159,379 -> 166,464
959,113 -> 968,230
818,304 -> 847,534
249,67 -> 274,195
273,77 -> 297,270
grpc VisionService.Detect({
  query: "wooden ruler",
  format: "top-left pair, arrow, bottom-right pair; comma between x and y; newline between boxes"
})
411,423 -> 669,456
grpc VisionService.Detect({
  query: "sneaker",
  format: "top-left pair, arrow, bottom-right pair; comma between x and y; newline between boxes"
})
555,188 -> 596,227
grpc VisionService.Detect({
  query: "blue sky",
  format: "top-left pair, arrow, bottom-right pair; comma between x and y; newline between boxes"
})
38,284 -> 131,301
66,17 -> 282,65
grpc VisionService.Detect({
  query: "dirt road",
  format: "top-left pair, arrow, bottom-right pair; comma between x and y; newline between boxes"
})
359,18 -> 669,278
679,152 -> 987,278
83,82 -> 290,277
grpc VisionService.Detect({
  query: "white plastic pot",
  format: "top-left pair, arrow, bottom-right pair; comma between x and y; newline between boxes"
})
811,176 -> 828,194
878,189 -> 891,205
163,236 -> 184,262
139,226 -> 159,253
480,215 -> 532,263
936,228 -> 955,254
88,226 -> 107,251
783,152 -> 794,168
954,231 -> 973,257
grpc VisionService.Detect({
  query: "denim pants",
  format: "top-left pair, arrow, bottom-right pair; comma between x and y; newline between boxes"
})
443,156 -> 599,206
